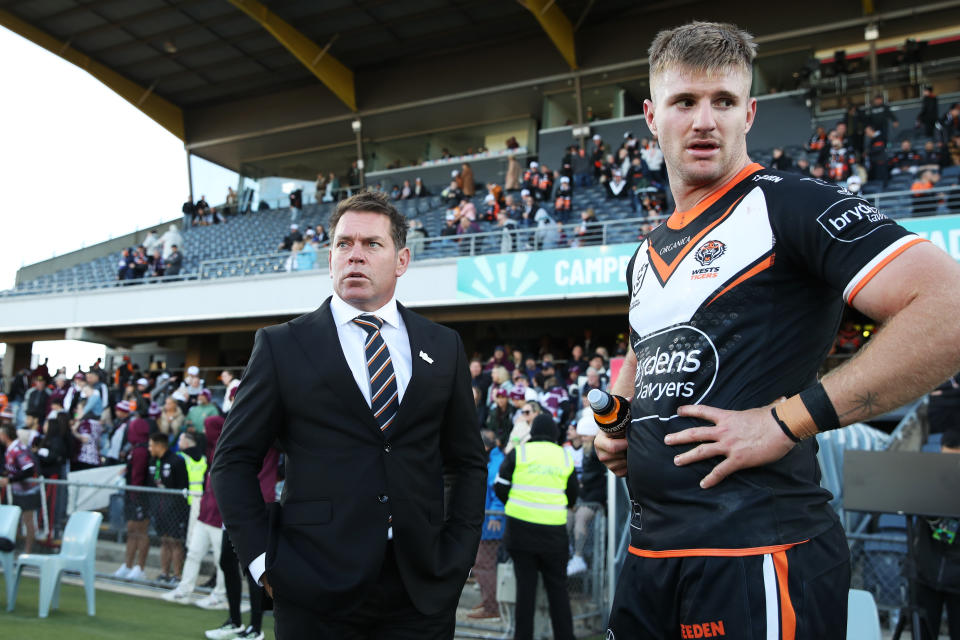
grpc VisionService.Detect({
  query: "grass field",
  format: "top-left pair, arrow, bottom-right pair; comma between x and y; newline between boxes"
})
3,577 -> 276,640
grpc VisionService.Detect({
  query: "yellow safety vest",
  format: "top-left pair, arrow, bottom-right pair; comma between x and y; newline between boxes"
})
179,452 -> 207,505
504,441 -> 573,526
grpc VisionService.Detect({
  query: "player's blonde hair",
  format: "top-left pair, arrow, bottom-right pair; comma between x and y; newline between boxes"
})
648,21 -> 757,99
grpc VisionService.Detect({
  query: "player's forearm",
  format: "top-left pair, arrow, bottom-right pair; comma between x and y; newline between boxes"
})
822,292 -> 960,426
609,347 -> 637,400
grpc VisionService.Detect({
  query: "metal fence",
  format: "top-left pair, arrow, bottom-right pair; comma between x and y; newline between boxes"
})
457,508 -> 608,639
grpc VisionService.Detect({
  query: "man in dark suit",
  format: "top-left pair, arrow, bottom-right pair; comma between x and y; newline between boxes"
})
211,190 -> 487,639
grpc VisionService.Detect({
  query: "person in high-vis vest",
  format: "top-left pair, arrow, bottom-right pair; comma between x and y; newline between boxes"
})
177,431 -> 208,543
494,413 -> 578,640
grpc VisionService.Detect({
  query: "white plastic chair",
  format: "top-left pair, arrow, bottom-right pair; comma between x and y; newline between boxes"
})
0,504 -> 22,609
10,510 -> 102,617
847,588 -> 882,640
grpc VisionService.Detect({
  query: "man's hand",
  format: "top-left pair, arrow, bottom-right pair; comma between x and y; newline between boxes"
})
486,518 -> 502,533
262,574 -> 273,599
666,403 -> 797,489
595,431 -> 629,477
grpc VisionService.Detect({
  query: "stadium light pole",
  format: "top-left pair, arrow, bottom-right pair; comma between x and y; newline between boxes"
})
352,118 -> 365,189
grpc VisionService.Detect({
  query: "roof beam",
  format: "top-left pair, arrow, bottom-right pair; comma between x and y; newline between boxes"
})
0,9 -> 184,140
519,0 -> 577,70
225,0 -> 356,111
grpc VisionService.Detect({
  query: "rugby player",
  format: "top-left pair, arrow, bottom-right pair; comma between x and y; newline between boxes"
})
595,21 -> 960,639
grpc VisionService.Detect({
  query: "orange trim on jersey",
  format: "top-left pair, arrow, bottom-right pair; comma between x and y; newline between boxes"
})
846,237 -> 926,305
706,253 -> 776,306
666,162 -> 765,230
773,550 -> 797,640
648,194 -> 746,284
628,540 -> 806,559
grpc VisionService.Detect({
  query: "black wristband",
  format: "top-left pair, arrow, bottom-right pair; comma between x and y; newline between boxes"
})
771,407 -> 802,444
799,382 -> 840,433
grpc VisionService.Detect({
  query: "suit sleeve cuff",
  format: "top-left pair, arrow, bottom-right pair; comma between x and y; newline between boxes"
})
249,553 -> 266,586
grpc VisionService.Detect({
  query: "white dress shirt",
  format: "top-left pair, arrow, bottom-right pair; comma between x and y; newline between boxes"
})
249,294 -> 412,585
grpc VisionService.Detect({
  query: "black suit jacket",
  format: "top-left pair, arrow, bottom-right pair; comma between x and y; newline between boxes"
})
211,298 -> 487,616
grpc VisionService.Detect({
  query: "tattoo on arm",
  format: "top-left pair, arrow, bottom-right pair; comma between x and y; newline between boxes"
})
839,391 -> 879,421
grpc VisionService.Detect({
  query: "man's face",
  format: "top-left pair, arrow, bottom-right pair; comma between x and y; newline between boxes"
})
645,66 -> 756,190
469,361 -> 482,377
178,433 -> 190,451
901,140 -> 912,151
85,372 -> 97,385
148,440 -> 164,458
587,371 -> 599,386
589,356 -> 603,370
572,345 -> 583,360
329,211 -> 409,312
197,394 -> 208,405
220,371 -> 232,384
496,395 -> 507,408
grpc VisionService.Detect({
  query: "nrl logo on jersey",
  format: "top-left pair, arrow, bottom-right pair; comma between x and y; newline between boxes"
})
694,240 -> 726,266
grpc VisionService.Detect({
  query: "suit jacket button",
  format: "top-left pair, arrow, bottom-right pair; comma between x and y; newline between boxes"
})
378,494 -> 389,503
384,443 -> 392,453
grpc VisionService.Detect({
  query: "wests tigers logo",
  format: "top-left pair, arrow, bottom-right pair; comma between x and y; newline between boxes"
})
694,240 -> 726,267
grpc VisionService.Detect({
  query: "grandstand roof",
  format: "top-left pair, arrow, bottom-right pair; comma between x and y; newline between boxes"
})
5,0 -> 960,174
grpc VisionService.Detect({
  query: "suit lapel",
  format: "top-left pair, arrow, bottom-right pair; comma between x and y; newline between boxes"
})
395,303 -> 434,428
288,298 -> 383,439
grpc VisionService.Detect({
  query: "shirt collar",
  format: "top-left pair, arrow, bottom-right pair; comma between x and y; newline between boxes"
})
330,293 -> 401,330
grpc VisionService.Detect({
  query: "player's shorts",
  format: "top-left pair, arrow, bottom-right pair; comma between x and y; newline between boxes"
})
12,491 -> 41,512
124,493 -> 148,522
150,496 -> 188,539
606,522 -> 850,640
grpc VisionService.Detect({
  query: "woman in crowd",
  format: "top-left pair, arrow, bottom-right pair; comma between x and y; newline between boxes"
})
158,395 -> 185,442
71,399 -> 102,470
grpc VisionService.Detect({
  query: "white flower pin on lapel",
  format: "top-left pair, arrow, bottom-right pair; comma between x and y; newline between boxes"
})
419,350 -> 434,364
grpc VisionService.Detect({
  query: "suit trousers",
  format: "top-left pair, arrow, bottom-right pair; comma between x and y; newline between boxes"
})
509,547 -> 575,640
273,541 -> 457,640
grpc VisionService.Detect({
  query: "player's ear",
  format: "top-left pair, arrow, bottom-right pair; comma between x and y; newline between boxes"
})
743,97 -> 758,134
644,99 -> 658,137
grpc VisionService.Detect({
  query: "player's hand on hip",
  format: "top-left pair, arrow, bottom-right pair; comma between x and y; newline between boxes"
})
666,402 -> 797,489
595,430 -> 629,477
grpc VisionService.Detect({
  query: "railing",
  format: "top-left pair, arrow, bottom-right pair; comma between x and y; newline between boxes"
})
7,181 -> 960,297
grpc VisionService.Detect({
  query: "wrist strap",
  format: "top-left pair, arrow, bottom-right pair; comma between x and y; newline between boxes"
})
799,382 -> 840,433
771,407 -> 802,444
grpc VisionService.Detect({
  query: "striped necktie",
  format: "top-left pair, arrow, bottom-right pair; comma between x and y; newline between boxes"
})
352,314 -> 399,431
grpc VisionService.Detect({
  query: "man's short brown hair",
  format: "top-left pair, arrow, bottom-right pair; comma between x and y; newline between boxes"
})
329,190 -> 407,250
648,21 -> 757,96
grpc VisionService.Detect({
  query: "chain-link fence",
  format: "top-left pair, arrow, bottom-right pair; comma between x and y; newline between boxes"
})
456,508 -> 607,639
3,474 -> 207,586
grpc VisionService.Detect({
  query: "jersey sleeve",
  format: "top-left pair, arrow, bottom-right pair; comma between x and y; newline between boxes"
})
767,176 -> 924,305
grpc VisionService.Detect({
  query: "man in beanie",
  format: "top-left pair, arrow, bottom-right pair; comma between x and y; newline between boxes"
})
184,389 -> 218,442
494,414 -> 577,640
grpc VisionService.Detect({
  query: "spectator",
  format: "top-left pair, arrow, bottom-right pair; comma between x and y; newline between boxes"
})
292,239 -> 317,271
398,179 -> 413,200
554,176 -> 573,222
113,417 -> 151,580
224,187 -> 238,215
770,147 -> 792,171
441,180 -> 463,208
163,415 -> 228,607
863,93 -> 898,139
641,138 -> 665,181
505,154 -> 521,190
571,144 -> 592,188
148,432 -> 189,584
792,156 -> 812,177
195,195 -> 210,224
314,173 -> 327,202
468,429 -> 506,621
826,136 -> 857,183
184,389 -> 218,438
911,169 -> 940,216
456,215 -> 480,255
219,371 -> 240,414
494,415 -> 577,640
535,206 -> 560,250
575,208 -> 603,247
158,395 -> 185,441
142,229 -> 161,255
941,104 -> 960,143
864,124 -> 889,187
486,388 -> 515,446
918,85 -> 939,138
321,172 -> 340,203
0,423 -> 40,553
458,198 -> 477,223
148,249 -> 165,278
920,140 -> 943,171
461,162 -> 476,197
536,164 -> 554,202
566,411 -> 606,576
522,161 -> 543,198
165,244 -> 183,278
412,176 -> 430,198
36,411 -> 71,534
160,224 -> 183,260
912,429 -> 960,640
103,400 -> 134,465
346,161 -> 360,190
24,375 -> 50,424
890,139 -> 922,176
181,197 -> 196,227
605,170 -> 629,199
495,211 -> 517,254
806,126 -> 827,153
278,224 -> 303,251
505,399 -> 541,454
810,163 -> 827,180
389,185 -> 401,200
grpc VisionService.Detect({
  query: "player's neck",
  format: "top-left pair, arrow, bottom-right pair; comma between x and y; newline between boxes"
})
669,158 -> 754,214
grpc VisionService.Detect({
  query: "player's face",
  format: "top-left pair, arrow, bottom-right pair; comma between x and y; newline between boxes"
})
330,211 -> 410,312
645,66 -> 756,191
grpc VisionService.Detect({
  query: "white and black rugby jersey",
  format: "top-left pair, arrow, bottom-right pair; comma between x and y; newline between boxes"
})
623,162 -> 923,555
